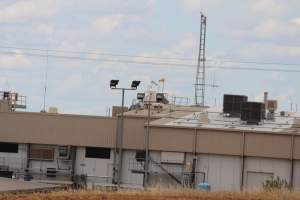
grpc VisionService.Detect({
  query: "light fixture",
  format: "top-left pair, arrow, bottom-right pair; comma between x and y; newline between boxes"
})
131,80 -> 141,89
137,93 -> 145,101
110,80 -> 119,88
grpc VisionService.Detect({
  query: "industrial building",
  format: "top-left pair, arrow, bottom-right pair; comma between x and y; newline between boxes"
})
0,90 -> 300,191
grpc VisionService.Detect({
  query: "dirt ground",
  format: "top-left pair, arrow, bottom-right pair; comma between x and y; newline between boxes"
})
0,189 -> 300,200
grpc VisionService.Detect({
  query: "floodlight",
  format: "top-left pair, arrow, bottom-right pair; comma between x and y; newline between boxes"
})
110,80 -> 119,88
131,80 -> 141,89
156,93 -> 164,102
137,93 -> 145,101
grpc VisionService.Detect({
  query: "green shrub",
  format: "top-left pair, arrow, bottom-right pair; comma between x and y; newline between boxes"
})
262,175 -> 291,191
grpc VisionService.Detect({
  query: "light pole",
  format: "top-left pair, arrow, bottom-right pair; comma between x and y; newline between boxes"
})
110,80 -> 141,187
144,100 -> 151,188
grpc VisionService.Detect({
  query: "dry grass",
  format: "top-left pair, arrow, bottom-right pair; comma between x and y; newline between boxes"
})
1,189 -> 300,200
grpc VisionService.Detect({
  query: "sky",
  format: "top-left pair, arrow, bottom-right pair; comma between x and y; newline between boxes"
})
0,0 -> 299,115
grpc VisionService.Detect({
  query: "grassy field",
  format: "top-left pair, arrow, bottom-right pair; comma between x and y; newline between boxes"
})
1,189 -> 300,200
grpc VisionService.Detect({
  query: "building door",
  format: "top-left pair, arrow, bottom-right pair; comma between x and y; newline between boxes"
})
246,171 -> 273,189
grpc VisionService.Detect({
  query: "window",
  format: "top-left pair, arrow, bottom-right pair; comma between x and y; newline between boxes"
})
0,142 -> 18,153
58,146 -> 70,158
29,148 -> 54,160
135,150 -> 146,162
85,147 -> 110,159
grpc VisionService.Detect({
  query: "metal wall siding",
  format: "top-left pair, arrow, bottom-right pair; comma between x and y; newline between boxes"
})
293,136 -> 300,159
196,130 -> 243,155
245,133 -> 291,159
149,127 -> 194,152
123,118 -> 147,150
0,112 -> 116,148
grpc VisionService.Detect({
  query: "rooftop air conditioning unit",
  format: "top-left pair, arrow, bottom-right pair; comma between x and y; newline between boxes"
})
241,102 -> 265,124
223,94 -> 248,117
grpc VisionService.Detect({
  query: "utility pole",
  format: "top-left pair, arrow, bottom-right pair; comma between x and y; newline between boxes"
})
195,13 -> 207,106
110,80 -> 141,187
144,101 -> 151,187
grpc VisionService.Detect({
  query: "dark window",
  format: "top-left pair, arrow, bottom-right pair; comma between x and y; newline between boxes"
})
29,148 -> 54,160
0,142 -> 18,153
58,146 -> 69,158
135,150 -> 146,162
85,147 -> 110,159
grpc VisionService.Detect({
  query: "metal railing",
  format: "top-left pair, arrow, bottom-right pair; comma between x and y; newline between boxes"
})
0,91 -> 26,109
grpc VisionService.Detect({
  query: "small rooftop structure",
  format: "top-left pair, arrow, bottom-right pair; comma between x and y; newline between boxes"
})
0,91 -> 26,111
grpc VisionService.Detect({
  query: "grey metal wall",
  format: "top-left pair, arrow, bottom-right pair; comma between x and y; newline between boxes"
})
0,143 -> 27,170
75,147 -> 114,185
196,154 -> 241,191
244,157 -> 290,190
121,150 -> 144,187
29,144 -> 73,181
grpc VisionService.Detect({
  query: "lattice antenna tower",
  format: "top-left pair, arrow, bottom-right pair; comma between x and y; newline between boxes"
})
194,13 -> 207,106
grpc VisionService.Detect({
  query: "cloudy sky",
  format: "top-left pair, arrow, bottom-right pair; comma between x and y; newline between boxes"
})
0,0 -> 299,115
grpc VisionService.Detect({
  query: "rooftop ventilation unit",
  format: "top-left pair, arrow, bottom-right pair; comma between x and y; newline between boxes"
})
241,102 -> 265,124
292,118 -> 300,128
156,93 -> 169,104
223,94 -> 248,117
266,100 -> 277,120
267,100 -> 278,112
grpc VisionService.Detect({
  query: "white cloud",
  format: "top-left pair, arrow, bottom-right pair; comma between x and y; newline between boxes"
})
60,74 -> 84,94
253,19 -> 300,39
34,24 -> 55,35
178,0 -> 223,12
0,76 -> 9,88
0,53 -> 32,69
251,0 -> 288,16
271,71 -> 285,82
162,34 -> 197,56
0,0 -> 60,22
239,43 -> 300,58
125,27 -> 149,39
226,18 -> 300,43
276,89 -> 297,106
291,17 -> 300,26
92,14 -> 140,34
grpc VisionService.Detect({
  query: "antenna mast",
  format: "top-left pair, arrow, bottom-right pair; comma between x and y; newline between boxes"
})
42,49 -> 49,112
194,13 -> 207,106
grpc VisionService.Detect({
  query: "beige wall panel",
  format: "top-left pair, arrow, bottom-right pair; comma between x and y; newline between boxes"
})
196,130 -> 243,155
293,136 -> 300,159
0,112 -> 116,147
149,127 -> 194,152
123,118 -> 146,150
245,133 -> 291,159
